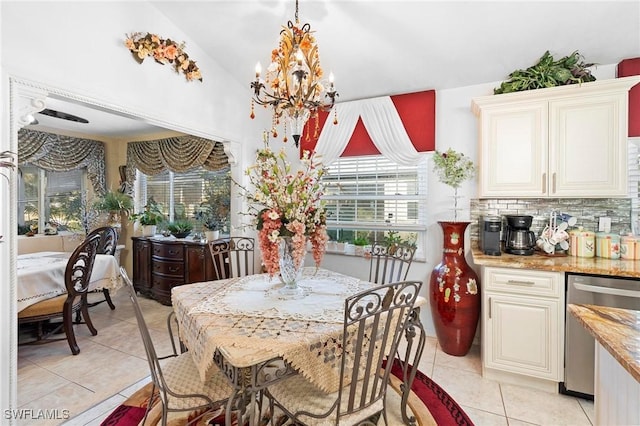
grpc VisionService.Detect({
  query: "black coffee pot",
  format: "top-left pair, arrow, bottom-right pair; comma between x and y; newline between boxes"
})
503,215 -> 536,255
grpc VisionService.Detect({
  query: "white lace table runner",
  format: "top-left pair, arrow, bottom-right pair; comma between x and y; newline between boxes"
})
172,267 -> 381,392
188,267 -> 366,323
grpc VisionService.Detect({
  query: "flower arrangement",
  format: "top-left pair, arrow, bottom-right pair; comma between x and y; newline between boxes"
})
241,146 -> 328,277
433,148 -> 475,220
124,32 -> 202,82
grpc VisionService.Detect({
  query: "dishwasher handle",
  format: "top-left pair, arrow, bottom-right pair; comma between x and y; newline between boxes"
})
572,282 -> 640,299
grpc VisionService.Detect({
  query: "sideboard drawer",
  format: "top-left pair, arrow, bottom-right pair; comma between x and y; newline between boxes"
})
152,260 -> 184,277
151,242 -> 184,260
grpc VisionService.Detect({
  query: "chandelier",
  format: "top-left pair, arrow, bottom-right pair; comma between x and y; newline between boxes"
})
250,0 -> 338,147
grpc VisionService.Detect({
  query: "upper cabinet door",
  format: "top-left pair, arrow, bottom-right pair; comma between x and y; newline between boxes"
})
550,92 -> 628,197
478,102 -> 548,197
472,77 -> 640,199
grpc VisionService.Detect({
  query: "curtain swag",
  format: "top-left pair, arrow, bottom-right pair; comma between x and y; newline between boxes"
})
17,129 -> 107,194
125,135 -> 229,185
315,95 -> 424,166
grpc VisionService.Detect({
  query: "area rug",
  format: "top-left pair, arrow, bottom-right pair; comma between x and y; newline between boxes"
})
101,360 -> 474,426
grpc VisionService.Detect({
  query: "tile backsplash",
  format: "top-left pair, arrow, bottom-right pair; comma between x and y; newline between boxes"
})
470,198 -> 632,240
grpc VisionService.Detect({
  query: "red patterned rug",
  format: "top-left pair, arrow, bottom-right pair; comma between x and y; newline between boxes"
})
101,359 -> 474,426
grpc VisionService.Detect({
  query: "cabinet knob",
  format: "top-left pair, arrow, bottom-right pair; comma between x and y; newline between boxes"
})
542,173 -> 547,194
506,279 -> 536,286
552,172 -> 556,194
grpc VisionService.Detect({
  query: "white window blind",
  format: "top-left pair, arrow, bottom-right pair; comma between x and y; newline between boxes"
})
139,167 -> 231,227
322,155 -> 428,250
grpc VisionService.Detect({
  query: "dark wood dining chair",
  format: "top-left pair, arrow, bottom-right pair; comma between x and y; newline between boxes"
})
18,233 -> 101,355
119,267 -> 231,426
85,226 -> 118,310
208,236 -> 255,279
265,280 -> 423,425
368,241 -> 417,285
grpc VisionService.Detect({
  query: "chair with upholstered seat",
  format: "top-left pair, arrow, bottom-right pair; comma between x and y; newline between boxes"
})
18,233 -> 101,355
368,242 -> 417,285
120,267 -> 232,426
84,226 -> 118,310
208,236 -> 255,279
265,280 -> 423,426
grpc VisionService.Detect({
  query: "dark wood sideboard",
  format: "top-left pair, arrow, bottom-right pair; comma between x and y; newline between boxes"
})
132,236 -> 226,305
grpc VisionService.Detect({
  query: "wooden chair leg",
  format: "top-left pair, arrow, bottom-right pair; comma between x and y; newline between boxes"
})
81,298 -> 98,336
103,289 -> 116,310
63,307 -> 80,355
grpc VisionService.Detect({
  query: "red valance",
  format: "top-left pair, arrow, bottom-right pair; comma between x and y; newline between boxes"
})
618,58 -> 640,137
300,90 -> 436,156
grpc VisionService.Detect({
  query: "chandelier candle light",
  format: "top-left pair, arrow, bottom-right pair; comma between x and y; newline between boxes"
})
250,0 -> 338,147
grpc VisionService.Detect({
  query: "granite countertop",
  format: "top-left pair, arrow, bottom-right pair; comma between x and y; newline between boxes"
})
471,245 -> 640,278
567,304 -> 640,383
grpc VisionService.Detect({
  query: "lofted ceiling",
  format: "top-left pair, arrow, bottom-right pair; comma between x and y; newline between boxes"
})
25,0 -> 640,137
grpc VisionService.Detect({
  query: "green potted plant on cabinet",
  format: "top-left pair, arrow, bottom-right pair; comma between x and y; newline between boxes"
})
166,219 -> 193,239
130,199 -> 164,237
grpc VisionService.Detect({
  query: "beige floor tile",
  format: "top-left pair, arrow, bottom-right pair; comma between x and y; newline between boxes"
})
17,362 -> 70,406
434,342 -> 482,375
578,398 -> 595,424
462,406 -> 510,426
18,381 -> 103,426
431,363 -> 506,417
501,383 -> 592,425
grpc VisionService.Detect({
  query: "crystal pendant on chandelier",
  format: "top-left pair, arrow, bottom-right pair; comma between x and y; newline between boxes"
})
250,0 -> 338,147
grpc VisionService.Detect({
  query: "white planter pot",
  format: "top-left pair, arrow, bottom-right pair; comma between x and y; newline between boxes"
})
142,225 -> 157,237
205,230 -> 220,241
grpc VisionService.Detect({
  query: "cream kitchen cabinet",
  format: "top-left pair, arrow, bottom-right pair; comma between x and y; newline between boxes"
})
472,76 -> 640,198
481,267 -> 564,387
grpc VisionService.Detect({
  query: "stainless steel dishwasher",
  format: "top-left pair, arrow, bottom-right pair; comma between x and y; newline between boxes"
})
562,273 -> 640,399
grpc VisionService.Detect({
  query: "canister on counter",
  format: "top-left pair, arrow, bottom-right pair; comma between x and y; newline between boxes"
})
571,228 -> 595,258
595,232 -> 620,259
621,235 -> 637,260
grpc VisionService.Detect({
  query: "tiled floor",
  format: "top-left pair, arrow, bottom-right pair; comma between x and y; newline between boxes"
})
17,290 -> 595,426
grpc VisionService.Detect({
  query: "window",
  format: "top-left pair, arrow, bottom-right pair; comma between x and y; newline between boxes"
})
17,166 -> 86,234
136,167 -> 231,231
322,154 -> 428,255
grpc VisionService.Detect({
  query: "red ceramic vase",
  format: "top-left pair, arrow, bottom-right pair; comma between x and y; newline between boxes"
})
429,221 -> 480,356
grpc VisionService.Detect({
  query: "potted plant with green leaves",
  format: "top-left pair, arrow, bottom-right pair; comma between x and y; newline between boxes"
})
194,203 -> 227,241
93,190 -> 133,231
166,219 -> 193,239
130,198 -> 164,237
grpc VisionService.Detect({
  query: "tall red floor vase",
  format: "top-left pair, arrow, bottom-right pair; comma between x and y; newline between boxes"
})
430,221 -> 480,356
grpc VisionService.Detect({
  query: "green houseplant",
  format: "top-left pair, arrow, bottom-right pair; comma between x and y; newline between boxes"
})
166,219 -> 193,238
494,50 -> 596,95
93,190 -> 133,231
130,199 -> 165,236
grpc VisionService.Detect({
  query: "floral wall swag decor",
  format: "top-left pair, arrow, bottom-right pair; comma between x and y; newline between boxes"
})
124,32 -> 203,82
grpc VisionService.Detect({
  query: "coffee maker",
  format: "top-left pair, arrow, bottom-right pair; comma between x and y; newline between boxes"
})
504,215 -> 536,255
480,216 -> 502,256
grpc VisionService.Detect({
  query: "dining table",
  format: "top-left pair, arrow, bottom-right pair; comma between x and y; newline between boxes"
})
172,267 -> 426,426
17,251 -> 122,312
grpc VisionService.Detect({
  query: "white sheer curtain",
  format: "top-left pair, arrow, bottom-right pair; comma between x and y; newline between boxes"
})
314,96 -> 423,166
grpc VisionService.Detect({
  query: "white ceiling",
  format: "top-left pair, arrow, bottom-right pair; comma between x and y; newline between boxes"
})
25,0 -> 640,137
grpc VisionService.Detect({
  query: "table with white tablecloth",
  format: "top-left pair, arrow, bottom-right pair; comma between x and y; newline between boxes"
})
172,267 -> 426,426
17,251 -> 122,312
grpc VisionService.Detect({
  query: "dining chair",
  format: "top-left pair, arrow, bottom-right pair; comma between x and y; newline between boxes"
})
119,267 -> 232,426
265,280 -> 423,426
368,242 -> 417,285
84,226 -> 118,311
18,233 -> 101,355
208,236 -> 255,279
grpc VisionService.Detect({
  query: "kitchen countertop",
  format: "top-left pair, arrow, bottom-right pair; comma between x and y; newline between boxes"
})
567,304 -> 640,383
471,245 -> 640,278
